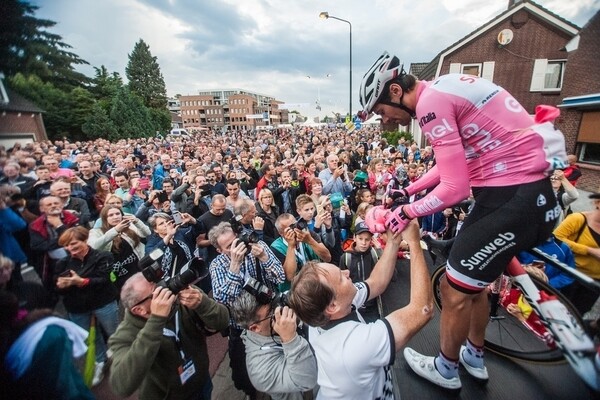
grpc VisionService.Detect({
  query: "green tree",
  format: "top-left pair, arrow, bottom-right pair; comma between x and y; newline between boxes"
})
82,103 -> 118,140
110,87 -> 154,139
0,0 -> 90,90
125,39 -> 167,110
90,65 -> 123,111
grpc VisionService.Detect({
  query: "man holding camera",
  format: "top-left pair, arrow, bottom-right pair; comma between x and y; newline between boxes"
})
318,154 -> 352,196
271,213 -> 331,292
231,291 -> 318,400
208,221 -> 285,399
108,272 -> 229,400
288,221 -> 434,399
273,169 -> 305,216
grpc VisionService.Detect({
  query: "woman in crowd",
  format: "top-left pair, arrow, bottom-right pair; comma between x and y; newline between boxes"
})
355,188 -> 376,209
255,188 -> 280,243
93,177 -> 114,213
145,212 -> 203,278
304,158 -> 318,193
554,191 -> 600,315
353,201 -> 374,231
54,226 -> 119,386
550,169 -> 578,226
88,206 -> 151,290
308,177 -> 323,204
367,158 -> 389,205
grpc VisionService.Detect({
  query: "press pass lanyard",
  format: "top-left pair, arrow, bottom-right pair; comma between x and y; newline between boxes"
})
163,311 -> 186,360
163,311 -> 196,384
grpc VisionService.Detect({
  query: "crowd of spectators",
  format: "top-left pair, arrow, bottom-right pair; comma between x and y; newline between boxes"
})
0,126 -> 595,399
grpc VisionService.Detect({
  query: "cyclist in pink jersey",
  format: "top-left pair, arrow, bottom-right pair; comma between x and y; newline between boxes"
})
358,52 -> 567,390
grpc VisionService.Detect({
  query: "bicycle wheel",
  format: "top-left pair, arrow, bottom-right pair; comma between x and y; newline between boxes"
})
431,265 -> 583,363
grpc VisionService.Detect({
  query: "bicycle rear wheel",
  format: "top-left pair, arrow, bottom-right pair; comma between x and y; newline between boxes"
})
431,265 -> 583,363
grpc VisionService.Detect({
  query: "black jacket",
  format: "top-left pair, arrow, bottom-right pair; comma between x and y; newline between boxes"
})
54,247 -> 117,313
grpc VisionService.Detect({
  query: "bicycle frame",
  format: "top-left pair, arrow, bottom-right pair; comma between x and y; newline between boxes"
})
504,257 -> 599,390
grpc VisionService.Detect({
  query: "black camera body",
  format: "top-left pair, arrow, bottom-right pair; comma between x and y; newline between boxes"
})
230,216 -> 259,254
290,216 -> 308,231
243,277 -> 288,308
140,248 -> 208,294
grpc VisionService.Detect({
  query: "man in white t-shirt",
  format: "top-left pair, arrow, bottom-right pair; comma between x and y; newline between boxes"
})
288,220 -> 433,399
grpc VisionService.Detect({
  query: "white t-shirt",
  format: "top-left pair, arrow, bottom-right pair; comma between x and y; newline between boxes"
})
309,282 -> 395,400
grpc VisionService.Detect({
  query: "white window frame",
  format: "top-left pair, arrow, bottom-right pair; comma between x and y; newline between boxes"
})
530,59 -> 566,92
448,62 -> 495,82
461,63 -> 482,77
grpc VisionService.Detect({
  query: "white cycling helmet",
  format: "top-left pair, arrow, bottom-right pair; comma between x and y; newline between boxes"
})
359,51 -> 406,115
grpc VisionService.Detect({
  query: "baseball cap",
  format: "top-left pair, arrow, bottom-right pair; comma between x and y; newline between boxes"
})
354,222 -> 372,236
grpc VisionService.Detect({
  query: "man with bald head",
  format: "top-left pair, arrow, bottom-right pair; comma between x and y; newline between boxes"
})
29,195 -> 79,291
50,180 -> 91,226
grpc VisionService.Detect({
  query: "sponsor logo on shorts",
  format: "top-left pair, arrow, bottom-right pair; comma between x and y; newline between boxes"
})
460,232 -> 516,271
537,194 -> 547,206
545,204 -> 561,222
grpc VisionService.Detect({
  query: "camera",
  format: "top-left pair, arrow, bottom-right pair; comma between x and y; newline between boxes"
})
140,248 -> 209,294
243,277 -> 288,308
230,215 -> 260,254
290,169 -> 298,181
290,216 -> 308,231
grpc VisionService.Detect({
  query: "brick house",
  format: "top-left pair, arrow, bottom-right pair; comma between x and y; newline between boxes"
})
555,11 -> 600,192
410,0 -> 600,178
0,73 -> 48,148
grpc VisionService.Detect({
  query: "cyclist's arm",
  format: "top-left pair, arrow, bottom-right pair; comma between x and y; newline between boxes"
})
405,165 -> 440,196
405,134 -> 470,219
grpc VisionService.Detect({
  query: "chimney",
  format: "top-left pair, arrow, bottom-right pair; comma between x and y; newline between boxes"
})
508,0 -> 523,9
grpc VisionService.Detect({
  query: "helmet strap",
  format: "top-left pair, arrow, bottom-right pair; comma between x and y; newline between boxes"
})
380,98 -> 416,119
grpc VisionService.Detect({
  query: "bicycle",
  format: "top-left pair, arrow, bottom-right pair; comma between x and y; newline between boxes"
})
425,236 -> 600,391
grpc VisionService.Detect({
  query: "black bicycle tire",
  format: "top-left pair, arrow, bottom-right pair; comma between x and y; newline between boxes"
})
431,265 -> 584,364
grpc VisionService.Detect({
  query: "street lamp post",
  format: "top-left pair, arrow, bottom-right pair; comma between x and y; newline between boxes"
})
319,11 -> 352,117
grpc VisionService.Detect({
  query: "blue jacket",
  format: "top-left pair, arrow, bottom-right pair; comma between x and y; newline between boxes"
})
0,208 -> 27,264
518,237 -> 575,290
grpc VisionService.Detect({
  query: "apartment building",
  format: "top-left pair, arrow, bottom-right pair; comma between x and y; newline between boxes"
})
179,89 -> 289,132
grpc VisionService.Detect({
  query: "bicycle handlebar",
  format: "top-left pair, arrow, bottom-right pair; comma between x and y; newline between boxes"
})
531,247 -> 600,293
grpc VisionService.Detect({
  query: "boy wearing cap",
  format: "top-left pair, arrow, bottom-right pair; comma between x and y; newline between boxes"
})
339,222 -> 382,322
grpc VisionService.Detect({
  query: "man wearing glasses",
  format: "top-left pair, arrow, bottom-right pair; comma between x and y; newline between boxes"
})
231,291 -> 317,400
108,273 -> 229,400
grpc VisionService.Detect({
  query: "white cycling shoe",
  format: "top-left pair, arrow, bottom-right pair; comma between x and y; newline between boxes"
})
459,345 -> 489,380
404,347 -> 462,390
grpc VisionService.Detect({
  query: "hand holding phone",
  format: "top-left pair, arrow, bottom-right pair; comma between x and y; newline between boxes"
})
172,212 -> 183,225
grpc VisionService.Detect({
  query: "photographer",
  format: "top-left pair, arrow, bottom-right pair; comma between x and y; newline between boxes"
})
271,213 -> 331,292
108,272 -> 229,400
208,221 -> 285,399
231,291 -> 317,400
273,169 -> 305,216
145,212 -> 202,278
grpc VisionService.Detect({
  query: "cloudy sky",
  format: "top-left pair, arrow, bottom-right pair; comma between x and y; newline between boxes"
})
32,0 -> 599,118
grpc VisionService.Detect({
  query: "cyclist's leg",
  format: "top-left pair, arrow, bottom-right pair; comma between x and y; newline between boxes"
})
410,179 -> 558,387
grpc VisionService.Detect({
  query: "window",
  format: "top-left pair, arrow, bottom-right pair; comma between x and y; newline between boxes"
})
530,59 -> 565,92
579,143 -> 600,165
462,63 -> 481,77
449,62 -> 494,81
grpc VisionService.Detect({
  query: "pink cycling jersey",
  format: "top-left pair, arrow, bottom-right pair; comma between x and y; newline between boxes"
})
404,74 -> 566,219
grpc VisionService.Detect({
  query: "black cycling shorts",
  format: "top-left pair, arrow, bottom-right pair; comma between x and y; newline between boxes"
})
446,178 -> 558,294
